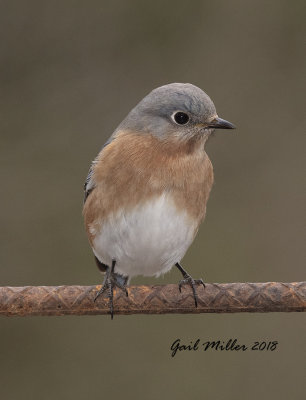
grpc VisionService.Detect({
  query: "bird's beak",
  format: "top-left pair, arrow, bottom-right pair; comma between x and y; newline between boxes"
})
207,117 -> 236,130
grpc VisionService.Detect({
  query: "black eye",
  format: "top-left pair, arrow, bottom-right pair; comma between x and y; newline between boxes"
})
173,112 -> 189,125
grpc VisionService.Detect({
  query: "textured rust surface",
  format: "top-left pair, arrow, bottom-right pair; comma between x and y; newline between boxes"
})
0,282 -> 305,316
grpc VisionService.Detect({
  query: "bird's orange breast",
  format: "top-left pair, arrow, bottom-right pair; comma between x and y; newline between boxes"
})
83,130 -> 214,243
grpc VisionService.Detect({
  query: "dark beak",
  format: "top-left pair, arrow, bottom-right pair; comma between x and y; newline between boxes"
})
208,117 -> 236,130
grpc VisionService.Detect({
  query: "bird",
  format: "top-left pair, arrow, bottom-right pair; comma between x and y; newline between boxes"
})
83,83 -> 235,318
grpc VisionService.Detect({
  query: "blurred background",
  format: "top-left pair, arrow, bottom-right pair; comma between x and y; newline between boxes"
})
0,0 -> 305,399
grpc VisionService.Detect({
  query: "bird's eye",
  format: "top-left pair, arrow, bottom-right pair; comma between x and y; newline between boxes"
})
172,111 -> 190,125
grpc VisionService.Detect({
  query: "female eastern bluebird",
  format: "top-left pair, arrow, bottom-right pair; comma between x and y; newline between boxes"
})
83,83 -> 235,318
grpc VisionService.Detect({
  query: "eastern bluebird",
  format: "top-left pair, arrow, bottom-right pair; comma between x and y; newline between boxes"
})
83,83 -> 235,318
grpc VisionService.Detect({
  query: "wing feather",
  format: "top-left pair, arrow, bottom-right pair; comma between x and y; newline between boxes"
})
83,137 -> 113,204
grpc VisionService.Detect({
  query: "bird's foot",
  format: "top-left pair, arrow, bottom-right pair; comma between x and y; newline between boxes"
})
176,262 -> 205,308
94,260 -> 128,319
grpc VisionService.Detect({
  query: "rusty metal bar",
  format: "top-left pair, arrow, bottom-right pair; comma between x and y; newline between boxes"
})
0,282 -> 305,317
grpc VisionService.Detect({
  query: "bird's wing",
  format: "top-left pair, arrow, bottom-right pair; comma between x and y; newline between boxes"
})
83,159 -> 97,203
83,137 -> 113,204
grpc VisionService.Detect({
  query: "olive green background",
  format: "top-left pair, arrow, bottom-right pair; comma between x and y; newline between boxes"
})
0,1 -> 305,399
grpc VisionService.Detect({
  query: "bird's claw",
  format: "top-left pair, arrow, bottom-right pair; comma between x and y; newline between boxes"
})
94,268 -> 128,319
178,275 -> 205,308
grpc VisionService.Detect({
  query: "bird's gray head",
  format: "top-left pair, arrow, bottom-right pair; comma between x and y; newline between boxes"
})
117,83 -> 235,142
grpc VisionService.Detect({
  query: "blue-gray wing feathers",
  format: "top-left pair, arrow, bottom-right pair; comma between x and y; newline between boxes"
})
83,137 -> 113,204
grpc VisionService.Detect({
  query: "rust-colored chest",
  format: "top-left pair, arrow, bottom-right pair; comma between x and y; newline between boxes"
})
83,131 -> 214,241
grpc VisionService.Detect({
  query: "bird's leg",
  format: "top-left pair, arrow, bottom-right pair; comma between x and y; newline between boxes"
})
94,259 -> 129,319
176,262 -> 205,308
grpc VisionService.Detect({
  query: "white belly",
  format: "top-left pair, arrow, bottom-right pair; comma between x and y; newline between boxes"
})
91,193 -> 197,277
